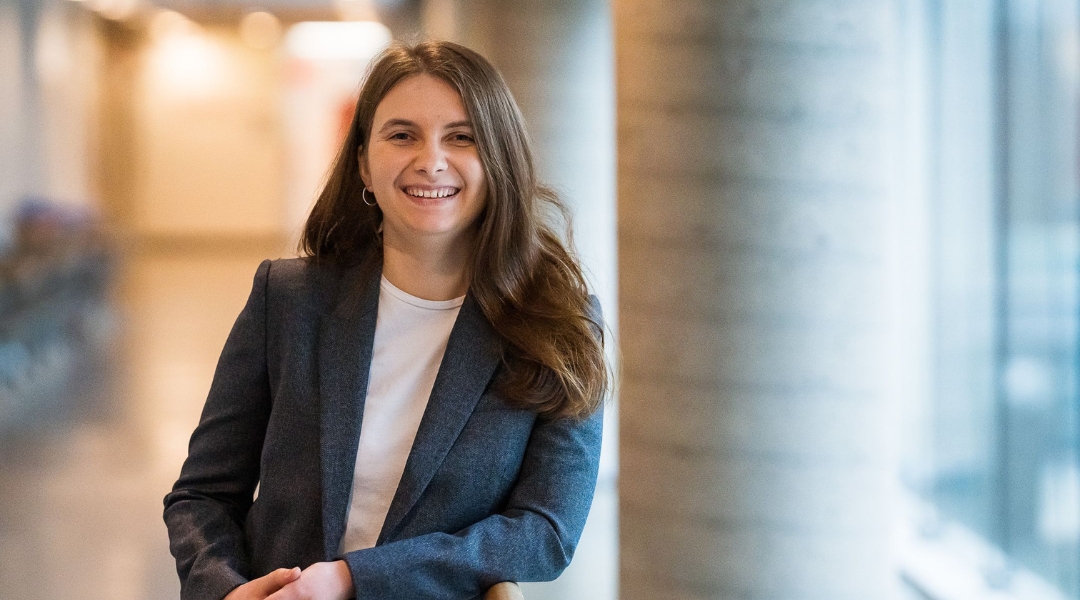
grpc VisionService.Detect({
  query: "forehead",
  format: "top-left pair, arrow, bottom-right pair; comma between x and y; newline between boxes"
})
373,74 -> 469,126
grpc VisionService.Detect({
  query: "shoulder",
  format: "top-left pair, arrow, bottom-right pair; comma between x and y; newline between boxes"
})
585,294 -> 603,341
586,294 -> 602,321
258,257 -> 350,316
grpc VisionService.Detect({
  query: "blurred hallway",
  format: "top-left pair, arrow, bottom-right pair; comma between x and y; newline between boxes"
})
0,247 -> 269,600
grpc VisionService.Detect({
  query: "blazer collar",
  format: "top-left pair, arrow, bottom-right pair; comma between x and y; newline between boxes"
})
319,262 -> 381,560
318,262 -> 503,558
377,291 -> 502,544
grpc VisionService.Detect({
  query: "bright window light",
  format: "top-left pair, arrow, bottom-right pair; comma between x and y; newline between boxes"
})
284,21 -> 391,60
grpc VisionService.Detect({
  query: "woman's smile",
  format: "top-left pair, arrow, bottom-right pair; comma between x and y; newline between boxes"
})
401,185 -> 461,200
359,73 -> 488,245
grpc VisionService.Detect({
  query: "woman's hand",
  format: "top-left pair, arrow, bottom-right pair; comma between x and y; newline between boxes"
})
265,560 -> 354,600
224,568 -> 301,600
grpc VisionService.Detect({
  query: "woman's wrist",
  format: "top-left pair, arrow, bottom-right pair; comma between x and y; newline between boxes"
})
331,559 -> 355,600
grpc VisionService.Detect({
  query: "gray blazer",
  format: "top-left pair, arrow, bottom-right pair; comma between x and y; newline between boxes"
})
163,257 -> 604,600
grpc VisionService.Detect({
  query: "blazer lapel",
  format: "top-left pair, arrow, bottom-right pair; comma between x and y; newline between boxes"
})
319,263 -> 381,560
377,293 -> 503,544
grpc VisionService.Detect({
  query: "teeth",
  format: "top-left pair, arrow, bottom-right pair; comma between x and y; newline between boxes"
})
405,187 -> 457,198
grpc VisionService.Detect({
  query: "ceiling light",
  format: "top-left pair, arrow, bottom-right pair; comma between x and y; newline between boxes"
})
284,21 -> 391,61
149,9 -> 197,42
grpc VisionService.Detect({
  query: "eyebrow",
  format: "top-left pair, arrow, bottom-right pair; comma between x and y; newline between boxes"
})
377,118 -> 473,133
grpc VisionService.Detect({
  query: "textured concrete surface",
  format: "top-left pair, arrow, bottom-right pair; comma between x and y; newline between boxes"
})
616,1 -> 902,598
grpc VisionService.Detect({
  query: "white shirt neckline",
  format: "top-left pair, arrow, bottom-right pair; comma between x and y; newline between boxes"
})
379,276 -> 465,310
339,277 -> 464,553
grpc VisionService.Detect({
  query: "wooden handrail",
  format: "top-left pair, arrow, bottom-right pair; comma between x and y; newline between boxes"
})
483,581 -> 524,600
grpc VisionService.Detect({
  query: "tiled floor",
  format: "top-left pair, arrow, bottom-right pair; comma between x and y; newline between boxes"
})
0,248 -> 616,600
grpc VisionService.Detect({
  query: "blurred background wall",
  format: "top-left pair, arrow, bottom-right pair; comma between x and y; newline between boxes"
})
0,0 -> 1078,600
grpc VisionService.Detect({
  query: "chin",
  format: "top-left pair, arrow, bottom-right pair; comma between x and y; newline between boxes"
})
404,220 -> 466,238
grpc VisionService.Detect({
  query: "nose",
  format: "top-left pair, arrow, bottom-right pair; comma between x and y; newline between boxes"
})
414,140 -> 448,176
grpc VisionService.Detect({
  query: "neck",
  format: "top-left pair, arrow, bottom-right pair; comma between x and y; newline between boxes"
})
381,230 -> 473,301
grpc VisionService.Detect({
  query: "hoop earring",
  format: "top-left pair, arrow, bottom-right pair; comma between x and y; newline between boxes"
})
361,187 -> 377,207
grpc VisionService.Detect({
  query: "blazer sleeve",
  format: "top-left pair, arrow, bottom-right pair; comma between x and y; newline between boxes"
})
339,297 -> 607,600
163,259 -> 273,600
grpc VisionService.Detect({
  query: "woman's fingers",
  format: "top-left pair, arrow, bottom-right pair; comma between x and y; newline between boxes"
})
254,565 -> 302,595
242,567 -> 302,599
262,561 -> 354,600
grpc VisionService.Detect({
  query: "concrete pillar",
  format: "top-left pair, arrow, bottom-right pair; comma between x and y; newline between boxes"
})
428,2 -> 618,599
0,0 -> 25,218
1,0 -> 102,223
616,1 -> 901,599
0,0 -> 44,221
16,0 -> 46,198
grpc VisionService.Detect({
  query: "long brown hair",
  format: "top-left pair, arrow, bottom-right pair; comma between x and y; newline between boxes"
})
300,41 -> 607,419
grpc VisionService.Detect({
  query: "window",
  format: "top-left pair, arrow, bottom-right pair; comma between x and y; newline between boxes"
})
902,1 -> 1080,597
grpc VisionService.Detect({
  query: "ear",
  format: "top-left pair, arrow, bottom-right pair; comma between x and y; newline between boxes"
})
357,146 -> 370,188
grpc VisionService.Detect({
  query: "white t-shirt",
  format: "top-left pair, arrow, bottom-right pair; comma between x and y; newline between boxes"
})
338,276 -> 464,554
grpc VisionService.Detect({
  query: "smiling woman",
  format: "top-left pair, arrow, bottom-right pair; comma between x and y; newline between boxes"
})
163,41 -> 608,600
361,74 -> 489,300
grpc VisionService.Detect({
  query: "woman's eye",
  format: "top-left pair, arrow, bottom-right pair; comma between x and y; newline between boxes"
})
389,132 -> 411,141
451,133 -> 474,144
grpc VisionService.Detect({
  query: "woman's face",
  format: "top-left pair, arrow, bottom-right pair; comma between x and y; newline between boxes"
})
360,74 -> 488,249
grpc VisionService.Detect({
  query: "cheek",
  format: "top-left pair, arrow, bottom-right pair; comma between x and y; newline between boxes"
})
467,161 -> 488,198
475,177 -> 489,208
367,150 -> 401,185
